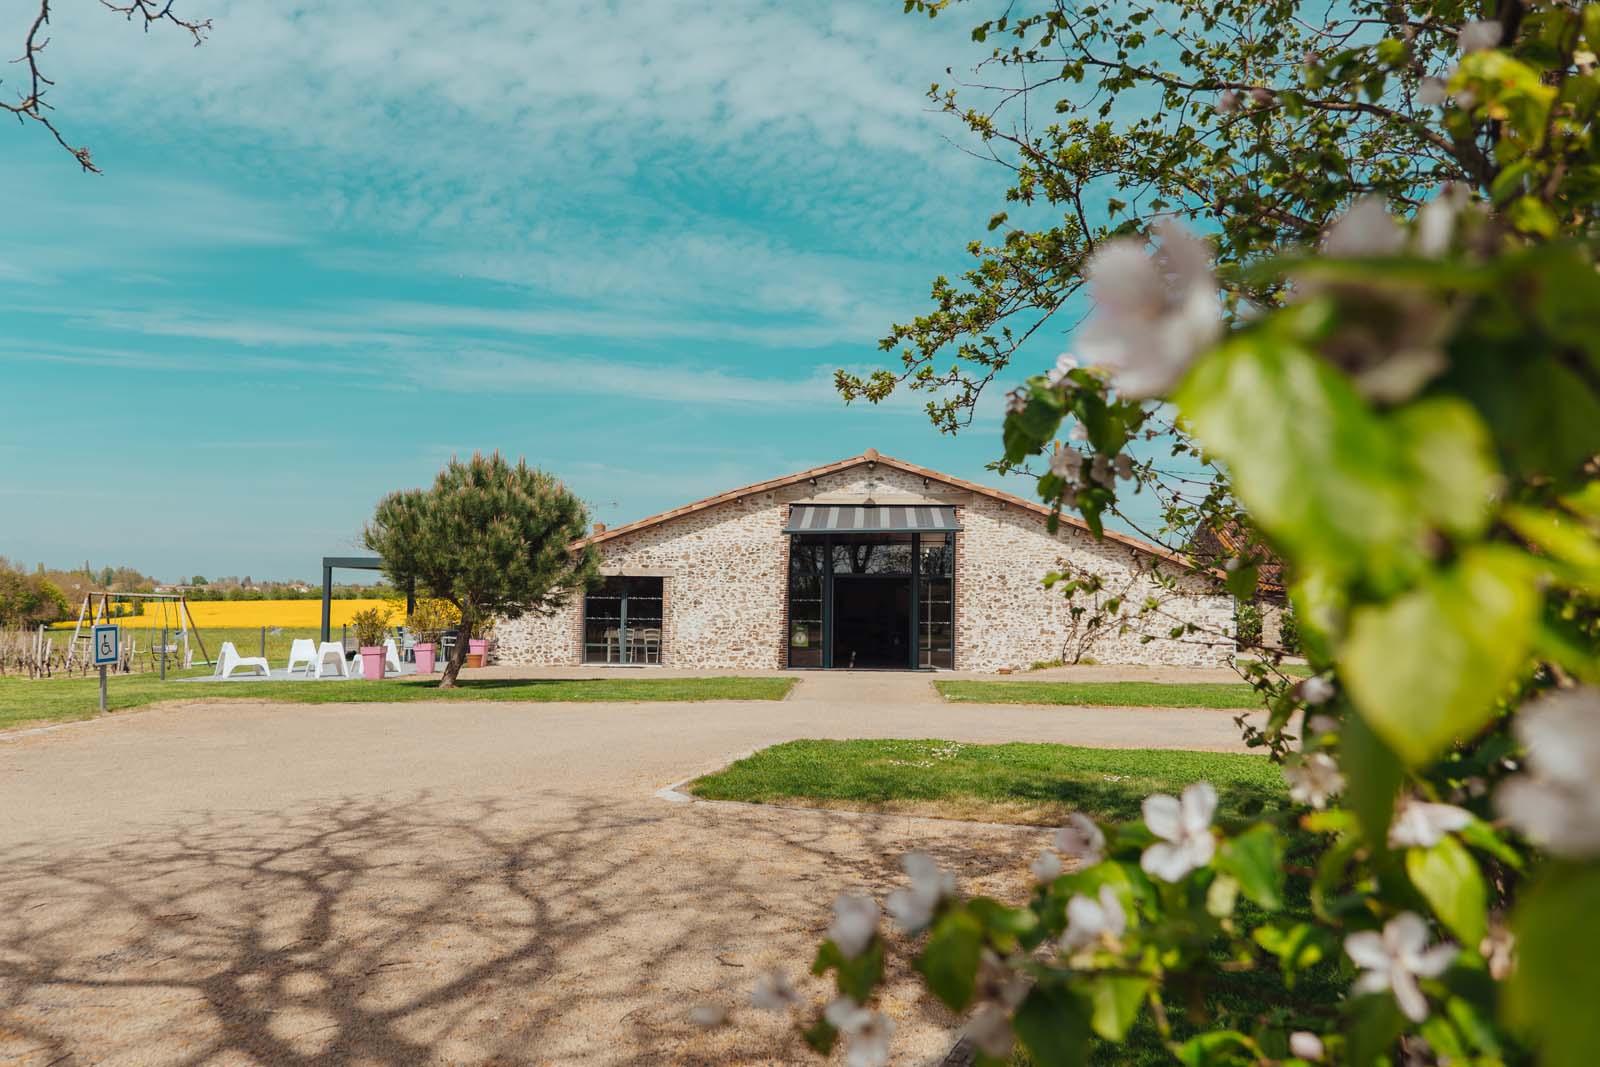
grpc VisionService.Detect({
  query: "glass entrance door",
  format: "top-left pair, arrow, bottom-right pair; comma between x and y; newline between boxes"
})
787,531 -> 954,669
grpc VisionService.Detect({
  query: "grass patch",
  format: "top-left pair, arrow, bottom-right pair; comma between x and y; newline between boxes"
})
688,739 -> 1279,826
937,680 -> 1265,709
0,674 -> 797,731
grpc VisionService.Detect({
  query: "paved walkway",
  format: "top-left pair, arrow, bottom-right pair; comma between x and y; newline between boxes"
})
0,673 -> 1257,1066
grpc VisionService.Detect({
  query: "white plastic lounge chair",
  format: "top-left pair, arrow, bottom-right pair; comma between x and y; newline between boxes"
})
348,654 -> 366,679
214,641 -> 271,680
314,642 -> 350,679
382,638 -> 403,676
286,638 -> 317,675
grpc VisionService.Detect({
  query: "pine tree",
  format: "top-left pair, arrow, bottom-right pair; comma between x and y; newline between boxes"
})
363,452 -> 599,688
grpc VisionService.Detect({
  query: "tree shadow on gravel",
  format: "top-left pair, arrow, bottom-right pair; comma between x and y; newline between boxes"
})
0,793 -> 1040,1066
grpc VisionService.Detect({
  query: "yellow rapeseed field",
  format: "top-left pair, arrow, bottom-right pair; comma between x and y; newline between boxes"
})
53,599 -> 398,629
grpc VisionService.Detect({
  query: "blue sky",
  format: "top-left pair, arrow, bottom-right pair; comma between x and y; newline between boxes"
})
2,0 -> 1121,582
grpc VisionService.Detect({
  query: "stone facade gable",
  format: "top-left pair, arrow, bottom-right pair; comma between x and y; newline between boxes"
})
492,461 -> 1234,671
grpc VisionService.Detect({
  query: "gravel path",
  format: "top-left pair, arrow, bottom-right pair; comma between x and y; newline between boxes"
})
0,672 -> 1257,1066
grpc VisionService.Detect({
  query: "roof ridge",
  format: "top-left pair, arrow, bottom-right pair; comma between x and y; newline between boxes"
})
575,451 -> 1187,566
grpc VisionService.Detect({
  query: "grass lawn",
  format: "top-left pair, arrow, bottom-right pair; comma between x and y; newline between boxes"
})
688,739 -> 1280,826
0,673 -> 797,731
936,679 -> 1265,709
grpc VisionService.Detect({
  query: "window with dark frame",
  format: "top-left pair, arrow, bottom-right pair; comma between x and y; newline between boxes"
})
582,576 -> 665,665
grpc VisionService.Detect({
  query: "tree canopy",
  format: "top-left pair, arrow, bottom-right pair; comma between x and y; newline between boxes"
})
363,453 -> 598,687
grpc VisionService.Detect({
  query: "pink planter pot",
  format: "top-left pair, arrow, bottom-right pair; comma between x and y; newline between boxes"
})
468,638 -> 487,657
359,646 -> 385,680
414,643 -> 436,674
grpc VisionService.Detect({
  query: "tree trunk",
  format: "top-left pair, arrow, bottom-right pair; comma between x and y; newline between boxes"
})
438,622 -> 470,688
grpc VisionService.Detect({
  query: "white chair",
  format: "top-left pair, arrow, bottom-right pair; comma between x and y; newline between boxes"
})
214,641 -> 271,680
286,638 -> 317,675
348,654 -> 366,679
314,642 -> 350,679
382,638 -> 403,676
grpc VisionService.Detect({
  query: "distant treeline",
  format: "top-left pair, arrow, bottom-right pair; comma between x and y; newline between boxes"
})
0,557 -> 392,627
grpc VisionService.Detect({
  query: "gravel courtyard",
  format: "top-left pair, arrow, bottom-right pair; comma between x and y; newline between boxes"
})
0,673 -> 1255,1067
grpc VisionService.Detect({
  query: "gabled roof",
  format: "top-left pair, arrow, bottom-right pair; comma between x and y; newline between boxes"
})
578,449 -> 1190,567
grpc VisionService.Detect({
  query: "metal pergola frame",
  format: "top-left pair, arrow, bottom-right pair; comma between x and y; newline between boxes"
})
320,556 -> 415,643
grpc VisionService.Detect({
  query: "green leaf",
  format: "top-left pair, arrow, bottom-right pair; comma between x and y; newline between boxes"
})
1225,563 -> 1260,600
1342,547 -> 1538,766
1175,325 -> 1425,591
1389,398 -> 1501,540
1253,921 -> 1333,988
1346,994 -> 1404,1067
916,907 -> 984,1012
801,1017 -> 838,1054
1012,983 -> 1091,1067
1176,1029 -> 1258,1067
1405,836 -> 1488,946
1341,711 -> 1404,846
812,939 -> 885,1003
1506,863 -> 1600,1067
1082,974 -> 1150,1041
1217,824 -> 1285,911
1505,506 -> 1600,592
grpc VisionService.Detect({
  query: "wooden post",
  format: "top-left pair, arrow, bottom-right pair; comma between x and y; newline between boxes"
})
260,626 -> 266,659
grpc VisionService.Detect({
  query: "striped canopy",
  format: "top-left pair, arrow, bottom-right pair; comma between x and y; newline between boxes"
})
783,505 -> 961,534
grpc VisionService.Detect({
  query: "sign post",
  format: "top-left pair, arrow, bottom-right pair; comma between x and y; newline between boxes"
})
91,624 -> 119,712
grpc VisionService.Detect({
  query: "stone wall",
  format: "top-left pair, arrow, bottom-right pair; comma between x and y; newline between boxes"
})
492,462 -> 1234,670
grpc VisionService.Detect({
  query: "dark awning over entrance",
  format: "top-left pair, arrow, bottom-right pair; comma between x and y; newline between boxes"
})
783,505 -> 962,534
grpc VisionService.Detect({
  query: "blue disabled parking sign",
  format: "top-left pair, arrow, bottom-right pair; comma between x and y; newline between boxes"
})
92,624 -> 119,666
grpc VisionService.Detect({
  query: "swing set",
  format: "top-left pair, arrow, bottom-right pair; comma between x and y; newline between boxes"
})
63,592 -> 212,674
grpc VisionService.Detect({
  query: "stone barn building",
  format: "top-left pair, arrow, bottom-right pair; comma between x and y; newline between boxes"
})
493,451 -> 1234,672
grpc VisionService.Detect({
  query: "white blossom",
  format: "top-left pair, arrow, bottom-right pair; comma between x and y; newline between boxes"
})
1060,884 -> 1128,952
1005,388 -> 1029,416
1480,921 -> 1516,982
1300,674 -> 1335,705
1306,714 -> 1340,736
1068,421 -> 1089,442
1114,453 -> 1134,480
965,1003 -> 1013,1058
1284,753 -> 1345,810
829,894 -> 880,958
1455,87 -> 1479,109
1140,782 -> 1218,882
976,949 -> 1030,1008
1388,798 -> 1472,849
1457,20 -> 1502,53
1323,195 -> 1405,256
885,851 -> 955,932
1249,87 -> 1276,108
751,970 -> 801,1012
1415,184 -> 1470,257
824,998 -> 894,1067
1289,1030 -> 1326,1061
1214,89 -> 1240,114
1045,352 -> 1079,388
689,1003 -> 728,1027
1054,813 -> 1106,865
1030,849 -> 1064,882
1346,912 -> 1457,1022
1077,220 -> 1220,399
1496,688 -> 1600,857
1089,454 -> 1113,486
1416,76 -> 1448,107
1049,448 -> 1084,481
